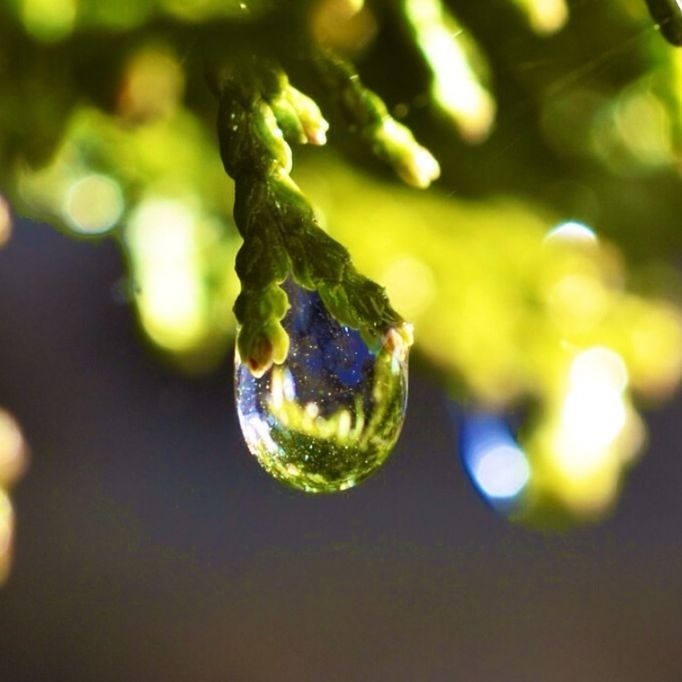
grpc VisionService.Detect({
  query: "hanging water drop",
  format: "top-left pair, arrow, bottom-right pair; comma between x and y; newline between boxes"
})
235,282 -> 410,493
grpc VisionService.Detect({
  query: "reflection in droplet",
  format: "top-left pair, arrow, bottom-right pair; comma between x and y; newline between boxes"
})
235,282 -> 409,493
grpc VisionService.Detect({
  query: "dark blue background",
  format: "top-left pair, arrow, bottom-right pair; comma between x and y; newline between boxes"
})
0,221 -> 681,681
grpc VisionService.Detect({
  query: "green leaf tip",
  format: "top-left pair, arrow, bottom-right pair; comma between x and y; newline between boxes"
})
316,53 -> 440,188
234,286 -> 290,378
269,75 -> 330,146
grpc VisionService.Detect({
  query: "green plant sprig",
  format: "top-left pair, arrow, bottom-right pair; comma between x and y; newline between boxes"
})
217,62 -> 416,377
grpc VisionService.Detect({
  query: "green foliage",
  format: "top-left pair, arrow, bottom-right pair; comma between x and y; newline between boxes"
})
314,52 -> 440,187
2,0 -> 682,519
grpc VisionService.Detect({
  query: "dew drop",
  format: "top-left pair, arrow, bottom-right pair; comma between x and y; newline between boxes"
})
235,282 -> 409,493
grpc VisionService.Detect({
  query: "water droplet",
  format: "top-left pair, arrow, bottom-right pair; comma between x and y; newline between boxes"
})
235,282 -> 409,493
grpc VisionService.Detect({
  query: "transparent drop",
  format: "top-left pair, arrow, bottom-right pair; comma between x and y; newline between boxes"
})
235,282 -> 409,493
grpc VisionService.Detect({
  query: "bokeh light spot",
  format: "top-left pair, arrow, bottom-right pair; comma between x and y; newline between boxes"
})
126,198 -> 206,352
551,347 -> 629,485
0,196 -> 12,247
520,0 -> 568,34
0,489 -> 14,584
21,0 -> 76,40
64,174 -> 124,235
459,412 -> 531,505
569,346 -> 628,394
544,221 -> 597,244
472,444 -> 531,499
0,410 -> 28,488
382,256 -> 436,319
